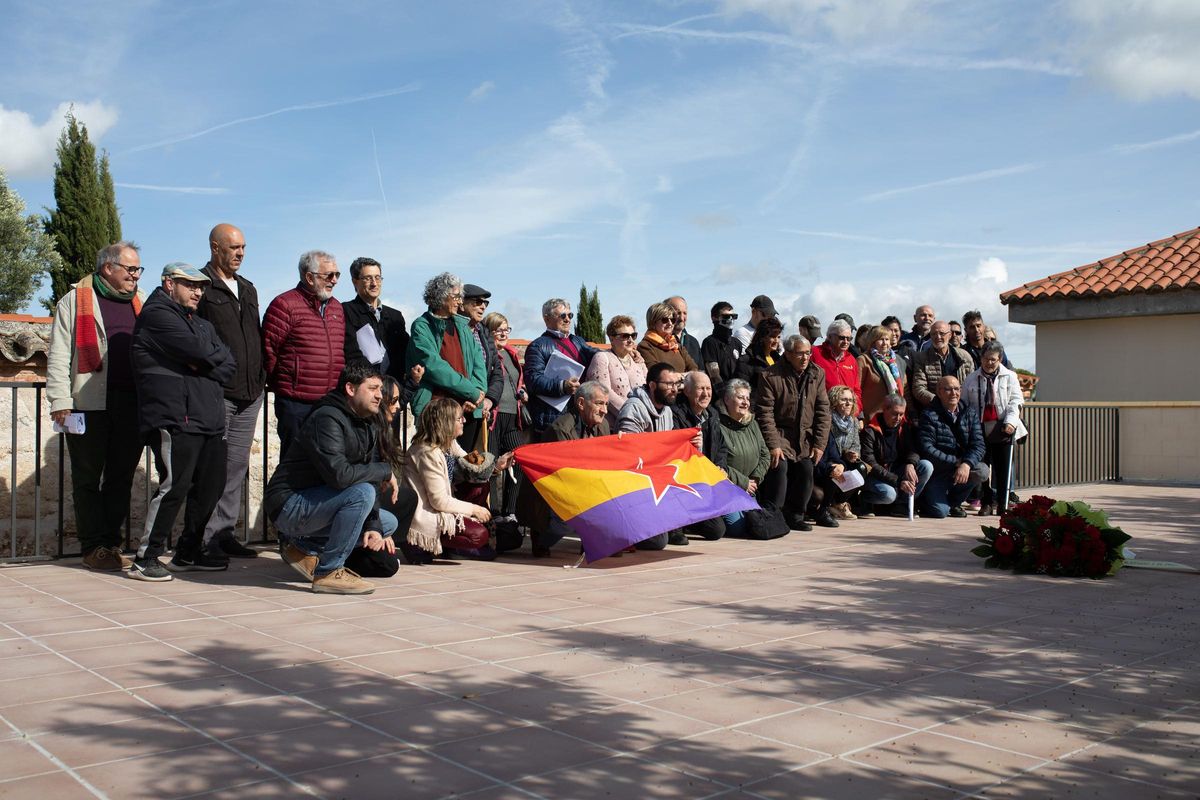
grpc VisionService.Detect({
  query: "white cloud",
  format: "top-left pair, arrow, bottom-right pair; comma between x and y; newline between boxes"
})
720,0 -> 931,42
654,174 -> 673,193
115,182 -> 229,195
861,163 -> 1040,202
0,100 -> 118,178
1111,127 -> 1200,154
1066,0 -> 1200,100
467,80 -> 495,102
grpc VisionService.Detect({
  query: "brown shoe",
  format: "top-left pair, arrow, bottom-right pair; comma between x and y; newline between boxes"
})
312,567 -> 374,595
82,546 -> 125,571
282,543 -> 318,581
830,502 -> 857,521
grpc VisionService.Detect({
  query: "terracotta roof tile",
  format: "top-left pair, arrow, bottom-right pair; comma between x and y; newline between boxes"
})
1001,226 -> 1200,304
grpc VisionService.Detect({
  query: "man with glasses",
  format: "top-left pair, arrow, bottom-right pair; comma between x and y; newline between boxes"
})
47,241 -> 148,571
910,320 -> 973,413
811,319 -> 863,416
196,223 -> 265,560
459,284 -> 504,446
524,297 -> 598,434
129,264 -> 236,581
701,300 -> 743,388
343,256 -> 409,381
263,250 -> 346,456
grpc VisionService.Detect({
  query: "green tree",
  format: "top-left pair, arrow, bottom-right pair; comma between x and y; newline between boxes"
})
0,169 -> 65,313
43,112 -> 121,308
575,283 -> 604,343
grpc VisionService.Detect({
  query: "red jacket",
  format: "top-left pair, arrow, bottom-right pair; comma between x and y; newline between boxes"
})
262,285 -> 346,401
811,341 -> 862,415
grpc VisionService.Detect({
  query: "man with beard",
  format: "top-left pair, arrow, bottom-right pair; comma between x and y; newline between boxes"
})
196,223 -> 265,560
263,250 -> 346,456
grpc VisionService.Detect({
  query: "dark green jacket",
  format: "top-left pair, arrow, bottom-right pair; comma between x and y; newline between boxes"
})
405,311 -> 487,418
718,409 -> 771,490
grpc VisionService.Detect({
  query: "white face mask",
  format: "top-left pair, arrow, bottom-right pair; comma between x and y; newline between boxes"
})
716,316 -> 737,329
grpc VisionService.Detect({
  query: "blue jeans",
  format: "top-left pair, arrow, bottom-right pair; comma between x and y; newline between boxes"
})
920,463 -> 990,518
274,483 -> 397,576
860,460 -> 934,506
722,510 -> 749,538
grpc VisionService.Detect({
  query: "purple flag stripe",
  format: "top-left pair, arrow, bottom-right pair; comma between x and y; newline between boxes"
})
567,480 -> 759,563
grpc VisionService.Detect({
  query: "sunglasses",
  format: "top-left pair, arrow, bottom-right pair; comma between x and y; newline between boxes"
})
613,331 -> 638,340
557,312 -> 574,321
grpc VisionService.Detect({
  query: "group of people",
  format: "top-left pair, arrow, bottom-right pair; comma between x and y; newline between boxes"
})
46,227 -> 1028,595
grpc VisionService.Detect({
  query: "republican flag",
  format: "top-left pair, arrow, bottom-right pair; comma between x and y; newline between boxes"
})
514,428 -> 759,562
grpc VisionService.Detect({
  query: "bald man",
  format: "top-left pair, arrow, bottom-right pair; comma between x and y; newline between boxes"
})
196,223 -> 265,559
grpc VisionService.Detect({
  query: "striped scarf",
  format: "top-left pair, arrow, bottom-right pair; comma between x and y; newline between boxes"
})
74,274 -> 142,374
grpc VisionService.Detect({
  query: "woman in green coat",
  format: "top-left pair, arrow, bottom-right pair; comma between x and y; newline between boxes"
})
718,378 -> 772,538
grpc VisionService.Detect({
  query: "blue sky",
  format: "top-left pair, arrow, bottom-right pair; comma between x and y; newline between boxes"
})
4,0 -> 1200,370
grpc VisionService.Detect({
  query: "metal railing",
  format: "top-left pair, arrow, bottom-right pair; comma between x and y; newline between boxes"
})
1013,403 -> 1121,490
2,381 -> 272,561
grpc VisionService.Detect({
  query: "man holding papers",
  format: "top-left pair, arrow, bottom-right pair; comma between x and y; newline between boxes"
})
523,297 -> 598,435
343,257 -> 408,381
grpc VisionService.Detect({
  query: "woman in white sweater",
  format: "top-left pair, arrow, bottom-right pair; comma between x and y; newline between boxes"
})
963,341 -> 1028,516
404,397 -> 496,562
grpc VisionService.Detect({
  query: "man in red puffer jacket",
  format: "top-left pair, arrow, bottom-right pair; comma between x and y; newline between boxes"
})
263,250 -> 346,456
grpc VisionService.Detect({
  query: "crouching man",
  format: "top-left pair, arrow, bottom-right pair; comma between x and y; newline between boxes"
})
265,364 -> 399,594
918,376 -> 989,519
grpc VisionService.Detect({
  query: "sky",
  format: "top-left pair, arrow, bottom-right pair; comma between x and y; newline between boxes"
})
4,0 -> 1200,371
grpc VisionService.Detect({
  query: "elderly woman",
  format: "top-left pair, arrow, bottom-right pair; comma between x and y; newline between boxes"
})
404,397 -> 497,563
405,272 -> 488,450
482,312 -> 527,525
717,379 -> 775,538
584,314 -> 648,429
638,301 -> 699,374
735,316 -> 784,396
858,324 -> 906,419
811,385 -> 867,526
812,319 -> 863,416
963,341 -> 1027,515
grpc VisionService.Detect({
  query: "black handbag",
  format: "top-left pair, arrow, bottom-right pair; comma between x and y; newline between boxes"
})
743,502 -> 790,540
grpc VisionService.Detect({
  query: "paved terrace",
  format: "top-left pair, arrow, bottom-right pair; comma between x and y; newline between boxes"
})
1,482 -> 1197,800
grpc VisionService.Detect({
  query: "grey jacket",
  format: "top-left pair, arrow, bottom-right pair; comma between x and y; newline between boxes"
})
616,386 -> 676,434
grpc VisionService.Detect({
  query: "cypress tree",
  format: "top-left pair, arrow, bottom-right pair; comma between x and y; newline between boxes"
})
44,112 -> 120,307
575,283 -> 604,343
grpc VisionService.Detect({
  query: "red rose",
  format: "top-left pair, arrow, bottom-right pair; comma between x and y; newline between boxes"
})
994,535 -> 1017,556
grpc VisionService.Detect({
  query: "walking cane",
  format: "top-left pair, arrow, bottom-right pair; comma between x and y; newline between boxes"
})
1000,442 -> 1014,515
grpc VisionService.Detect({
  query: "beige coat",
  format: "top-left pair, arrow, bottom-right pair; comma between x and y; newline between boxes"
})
404,440 -> 486,554
46,279 -> 146,413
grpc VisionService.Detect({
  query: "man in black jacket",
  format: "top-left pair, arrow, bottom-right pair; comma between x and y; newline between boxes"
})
458,283 -> 503,449
265,364 -> 399,594
343,257 -> 409,380
700,301 -> 742,388
860,393 -> 933,516
130,264 -> 236,581
918,376 -> 989,518
673,370 -> 729,541
197,223 -> 264,559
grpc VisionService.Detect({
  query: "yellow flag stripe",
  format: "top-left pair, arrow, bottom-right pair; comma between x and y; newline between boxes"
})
534,456 -> 727,521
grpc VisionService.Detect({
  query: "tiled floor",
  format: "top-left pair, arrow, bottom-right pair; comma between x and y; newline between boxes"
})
1,482 -> 1197,799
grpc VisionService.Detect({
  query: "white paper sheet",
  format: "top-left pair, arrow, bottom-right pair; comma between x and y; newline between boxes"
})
355,323 -> 386,365
833,468 -> 865,492
53,412 -> 86,435
538,350 -> 585,412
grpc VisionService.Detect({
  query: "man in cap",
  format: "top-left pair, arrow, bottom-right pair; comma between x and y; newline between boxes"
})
733,294 -> 777,349
798,315 -> 822,345
196,223 -> 265,559
343,256 -> 409,380
46,241 -> 147,571
129,264 -> 236,581
458,283 -> 504,449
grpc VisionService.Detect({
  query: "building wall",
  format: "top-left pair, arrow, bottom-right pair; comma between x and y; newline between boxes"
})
1119,405 -> 1200,484
1034,313 -> 1200,402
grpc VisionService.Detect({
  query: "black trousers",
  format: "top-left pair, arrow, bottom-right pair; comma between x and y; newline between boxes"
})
488,411 -> 525,516
65,389 -> 145,552
274,395 -> 313,459
457,415 -> 484,453
761,457 -> 814,519
982,440 -> 1015,510
137,430 -> 227,560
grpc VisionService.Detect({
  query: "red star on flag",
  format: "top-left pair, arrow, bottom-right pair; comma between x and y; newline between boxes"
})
625,458 -> 701,505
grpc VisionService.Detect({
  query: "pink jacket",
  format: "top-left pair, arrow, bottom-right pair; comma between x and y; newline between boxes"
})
584,349 -> 648,429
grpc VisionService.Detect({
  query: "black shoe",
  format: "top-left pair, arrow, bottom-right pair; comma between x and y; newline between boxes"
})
949,506 -> 968,518
667,531 -> 689,546
218,536 -> 259,558
795,521 -> 813,531
167,550 -> 229,572
531,544 -> 552,558
815,509 -> 840,528
495,522 -> 524,553
888,504 -> 910,518
129,557 -> 173,582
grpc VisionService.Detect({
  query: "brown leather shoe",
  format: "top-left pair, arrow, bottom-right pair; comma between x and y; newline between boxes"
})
82,546 -> 125,571
312,567 -> 374,595
282,543 -> 318,581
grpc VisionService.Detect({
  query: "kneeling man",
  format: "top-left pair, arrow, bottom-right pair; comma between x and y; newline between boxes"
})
265,364 -> 399,593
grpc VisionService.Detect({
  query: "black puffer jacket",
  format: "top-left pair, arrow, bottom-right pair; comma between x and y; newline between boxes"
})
264,390 -> 393,519
672,400 -> 728,470
132,288 -> 235,436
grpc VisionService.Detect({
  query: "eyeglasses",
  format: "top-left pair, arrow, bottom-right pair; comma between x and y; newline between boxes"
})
448,293 -> 464,301
557,312 -> 574,321
495,326 -> 511,334
312,271 -> 340,282
834,335 -> 852,342
175,280 -> 206,292
655,317 -> 674,325
116,263 -> 143,277
467,299 -> 490,308
613,331 -> 637,340
359,275 -> 383,284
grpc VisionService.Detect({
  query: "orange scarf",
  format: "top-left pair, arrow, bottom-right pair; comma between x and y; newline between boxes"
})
644,331 -> 679,352
74,274 -> 142,374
